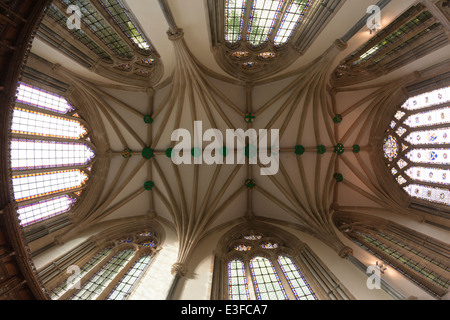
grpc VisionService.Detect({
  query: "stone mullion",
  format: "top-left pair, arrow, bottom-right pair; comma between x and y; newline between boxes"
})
50,1 -> 120,63
270,254 -> 296,300
241,0 -> 254,43
243,257 -> 258,300
11,162 -> 94,176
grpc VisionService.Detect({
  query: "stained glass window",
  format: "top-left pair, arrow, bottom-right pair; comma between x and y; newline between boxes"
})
383,135 -> 398,162
17,195 -> 76,226
228,259 -> 250,300
51,248 -> 112,300
10,82 -> 95,226
247,0 -> 284,46
107,254 -> 152,300
12,108 -> 87,139
71,249 -> 134,300
225,0 -> 247,44
60,0 -> 133,59
12,170 -> 88,202
226,232 -> 318,300
99,0 -> 151,52
274,0 -> 311,45
250,256 -> 288,300
11,139 -> 94,171
277,255 -> 316,300
16,82 -> 74,114
383,85 -> 450,207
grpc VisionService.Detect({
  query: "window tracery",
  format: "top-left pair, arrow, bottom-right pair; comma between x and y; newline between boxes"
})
225,232 -> 316,300
38,0 -> 162,86
382,85 -> 450,207
333,4 -> 449,86
10,82 -> 95,227
209,0 -> 342,80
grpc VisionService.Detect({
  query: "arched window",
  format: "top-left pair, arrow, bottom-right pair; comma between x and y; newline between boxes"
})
10,82 -> 95,227
332,4 -> 449,86
39,0 -> 162,85
335,213 -> 450,298
382,85 -> 449,207
208,0 -> 342,80
226,233 -> 316,300
46,230 -> 159,300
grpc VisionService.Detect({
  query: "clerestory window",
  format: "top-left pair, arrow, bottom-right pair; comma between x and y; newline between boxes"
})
10,82 -> 95,227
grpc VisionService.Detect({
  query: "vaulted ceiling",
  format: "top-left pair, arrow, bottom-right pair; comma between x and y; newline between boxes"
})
21,0 -> 450,268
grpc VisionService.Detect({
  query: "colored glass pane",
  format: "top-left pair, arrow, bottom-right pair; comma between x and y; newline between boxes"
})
274,0 -> 311,45
225,0 -> 247,43
16,82 -> 74,114
404,184 -> 450,206
10,139 -> 94,170
250,256 -> 288,300
404,128 -> 449,145
228,259 -> 250,300
12,170 -> 88,202
260,242 -> 279,249
383,135 -> 398,161
277,255 -> 316,300
404,107 -> 450,128
405,167 -> 449,185
17,195 -> 75,226
99,0 -> 151,52
405,149 -> 450,165
401,86 -> 450,111
71,249 -> 134,300
60,0 -> 132,58
234,244 -> 252,251
247,0 -> 283,46
107,255 -> 152,300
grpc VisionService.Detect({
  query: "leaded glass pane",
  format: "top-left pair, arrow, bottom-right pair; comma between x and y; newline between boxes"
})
11,139 -> 94,170
225,0 -> 247,44
277,255 -> 316,300
401,86 -> 450,111
247,0 -> 283,46
51,248 -> 112,300
405,149 -> 450,165
249,256 -> 288,300
47,5 -> 112,61
404,128 -> 449,145
228,259 -> 250,300
383,135 -> 398,161
404,107 -> 450,128
404,184 -> 450,206
99,0 -> 151,52
16,82 -> 74,114
17,195 -> 75,226
274,0 -> 311,45
107,255 -> 152,300
12,170 -> 88,202
405,167 -> 449,185
60,0 -> 133,58
12,107 -> 87,139
71,249 -> 134,300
